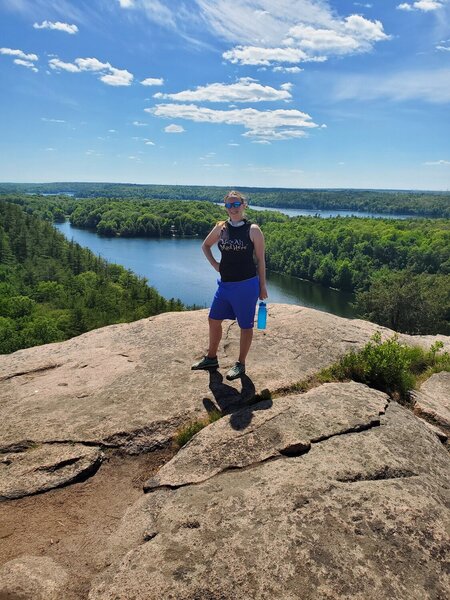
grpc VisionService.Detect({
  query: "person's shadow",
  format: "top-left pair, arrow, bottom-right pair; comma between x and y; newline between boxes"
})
202,370 -> 273,431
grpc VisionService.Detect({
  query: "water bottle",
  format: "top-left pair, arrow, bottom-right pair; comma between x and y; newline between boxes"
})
257,301 -> 267,330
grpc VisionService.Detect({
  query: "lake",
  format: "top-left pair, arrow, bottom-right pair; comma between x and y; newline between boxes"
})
248,205 -> 416,219
54,222 -> 356,318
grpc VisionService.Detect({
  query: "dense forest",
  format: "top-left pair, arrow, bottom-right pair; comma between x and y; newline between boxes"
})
0,202 -> 183,354
263,217 -> 449,334
1,181 -> 449,217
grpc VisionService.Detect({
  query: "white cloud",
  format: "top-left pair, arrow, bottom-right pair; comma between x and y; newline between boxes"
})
1,47 -> 38,61
141,77 -> 164,86
145,140 -> 155,145
203,163 -> 230,167
424,159 -> 450,165
273,66 -> 303,73
108,129 -> 117,133
41,117 -> 66,123
149,103 -> 318,141
117,0 -> 176,28
223,46 -> 319,66
333,67 -> 450,103
100,67 -> 133,86
397,1 -> 444,11
164,124 -> 185,133
33,20 -> 78,34
437,44 -> 450,51
133,120 -> 148,126
228,142 -> 240,146
114,2 -> 389,67
153,77 -> 292,103
49,56 -> 133,86
238,14 -> 389,66
13,58 -> 38,71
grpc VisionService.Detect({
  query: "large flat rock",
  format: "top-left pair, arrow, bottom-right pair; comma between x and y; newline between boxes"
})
1,305 -> 447,456
88,384 -> 450,600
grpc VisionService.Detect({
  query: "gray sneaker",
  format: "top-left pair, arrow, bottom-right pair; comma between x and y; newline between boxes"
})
191,355 -> 219,370
226,362 -> 246,381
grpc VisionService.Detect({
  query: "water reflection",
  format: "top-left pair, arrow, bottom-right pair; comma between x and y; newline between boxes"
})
54,222 -> 356,319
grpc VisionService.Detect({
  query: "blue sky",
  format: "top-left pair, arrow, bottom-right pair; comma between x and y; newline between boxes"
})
1,0 -> 449,190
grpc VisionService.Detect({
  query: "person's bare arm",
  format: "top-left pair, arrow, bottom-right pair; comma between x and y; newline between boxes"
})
251,225 -> 268,300
202,224 -> 222,272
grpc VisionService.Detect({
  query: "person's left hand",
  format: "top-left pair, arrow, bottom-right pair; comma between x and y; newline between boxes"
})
259,284 -> 268,300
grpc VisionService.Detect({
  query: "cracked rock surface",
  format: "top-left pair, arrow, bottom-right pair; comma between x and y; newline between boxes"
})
0,443 -> 103,500
144,382 -> 388,491
413,371 -> 450,437
89,384 -> 450,600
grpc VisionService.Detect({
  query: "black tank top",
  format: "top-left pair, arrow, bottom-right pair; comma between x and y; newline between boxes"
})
217,220 -> 257,282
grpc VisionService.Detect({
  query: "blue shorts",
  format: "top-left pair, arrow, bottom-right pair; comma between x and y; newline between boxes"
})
209,276 -> 259,329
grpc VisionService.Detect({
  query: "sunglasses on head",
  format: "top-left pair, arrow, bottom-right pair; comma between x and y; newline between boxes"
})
224,201 -> 243,209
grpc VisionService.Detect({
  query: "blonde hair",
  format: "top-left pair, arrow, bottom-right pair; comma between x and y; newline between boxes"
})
224,190 -> 247,205
217,190 -> 248,227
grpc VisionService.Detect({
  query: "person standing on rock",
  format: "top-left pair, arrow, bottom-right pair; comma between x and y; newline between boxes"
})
191,190 -> 268,380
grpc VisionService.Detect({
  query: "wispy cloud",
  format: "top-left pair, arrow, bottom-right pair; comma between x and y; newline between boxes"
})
1,47 -> 39,71
273,66 -> 303,73
154,78 -> 292,103
397,1 -> 445,11
141,77 -> 164,86
164,124 -> 185,133
149,103 -> 318,141
13,58 -> 38,71
117,0 -> 176,28
1,47 -> 38,61
41,117 -> 66,123
333,67 -> 450,103
115,1 -> 390,69
49,56 -> 133,86
33,20 -> 78,34
133,120 -> 147,126
424,159 -> 450,165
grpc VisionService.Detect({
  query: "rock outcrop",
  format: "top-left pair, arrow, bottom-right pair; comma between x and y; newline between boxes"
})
412,371 -> 450,439
88,384 -> 450,600
0,305 -> 449,599
1,305 -> 448,500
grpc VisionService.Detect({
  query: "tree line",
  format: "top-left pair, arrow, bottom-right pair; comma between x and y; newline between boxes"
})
0,201 -> 184,354
1,182 -> 449,217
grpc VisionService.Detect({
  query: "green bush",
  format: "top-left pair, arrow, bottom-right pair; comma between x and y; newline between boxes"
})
327,333 -> 450,402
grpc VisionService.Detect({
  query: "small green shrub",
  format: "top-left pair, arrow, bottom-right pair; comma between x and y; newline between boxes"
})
328,333 -> 450,402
